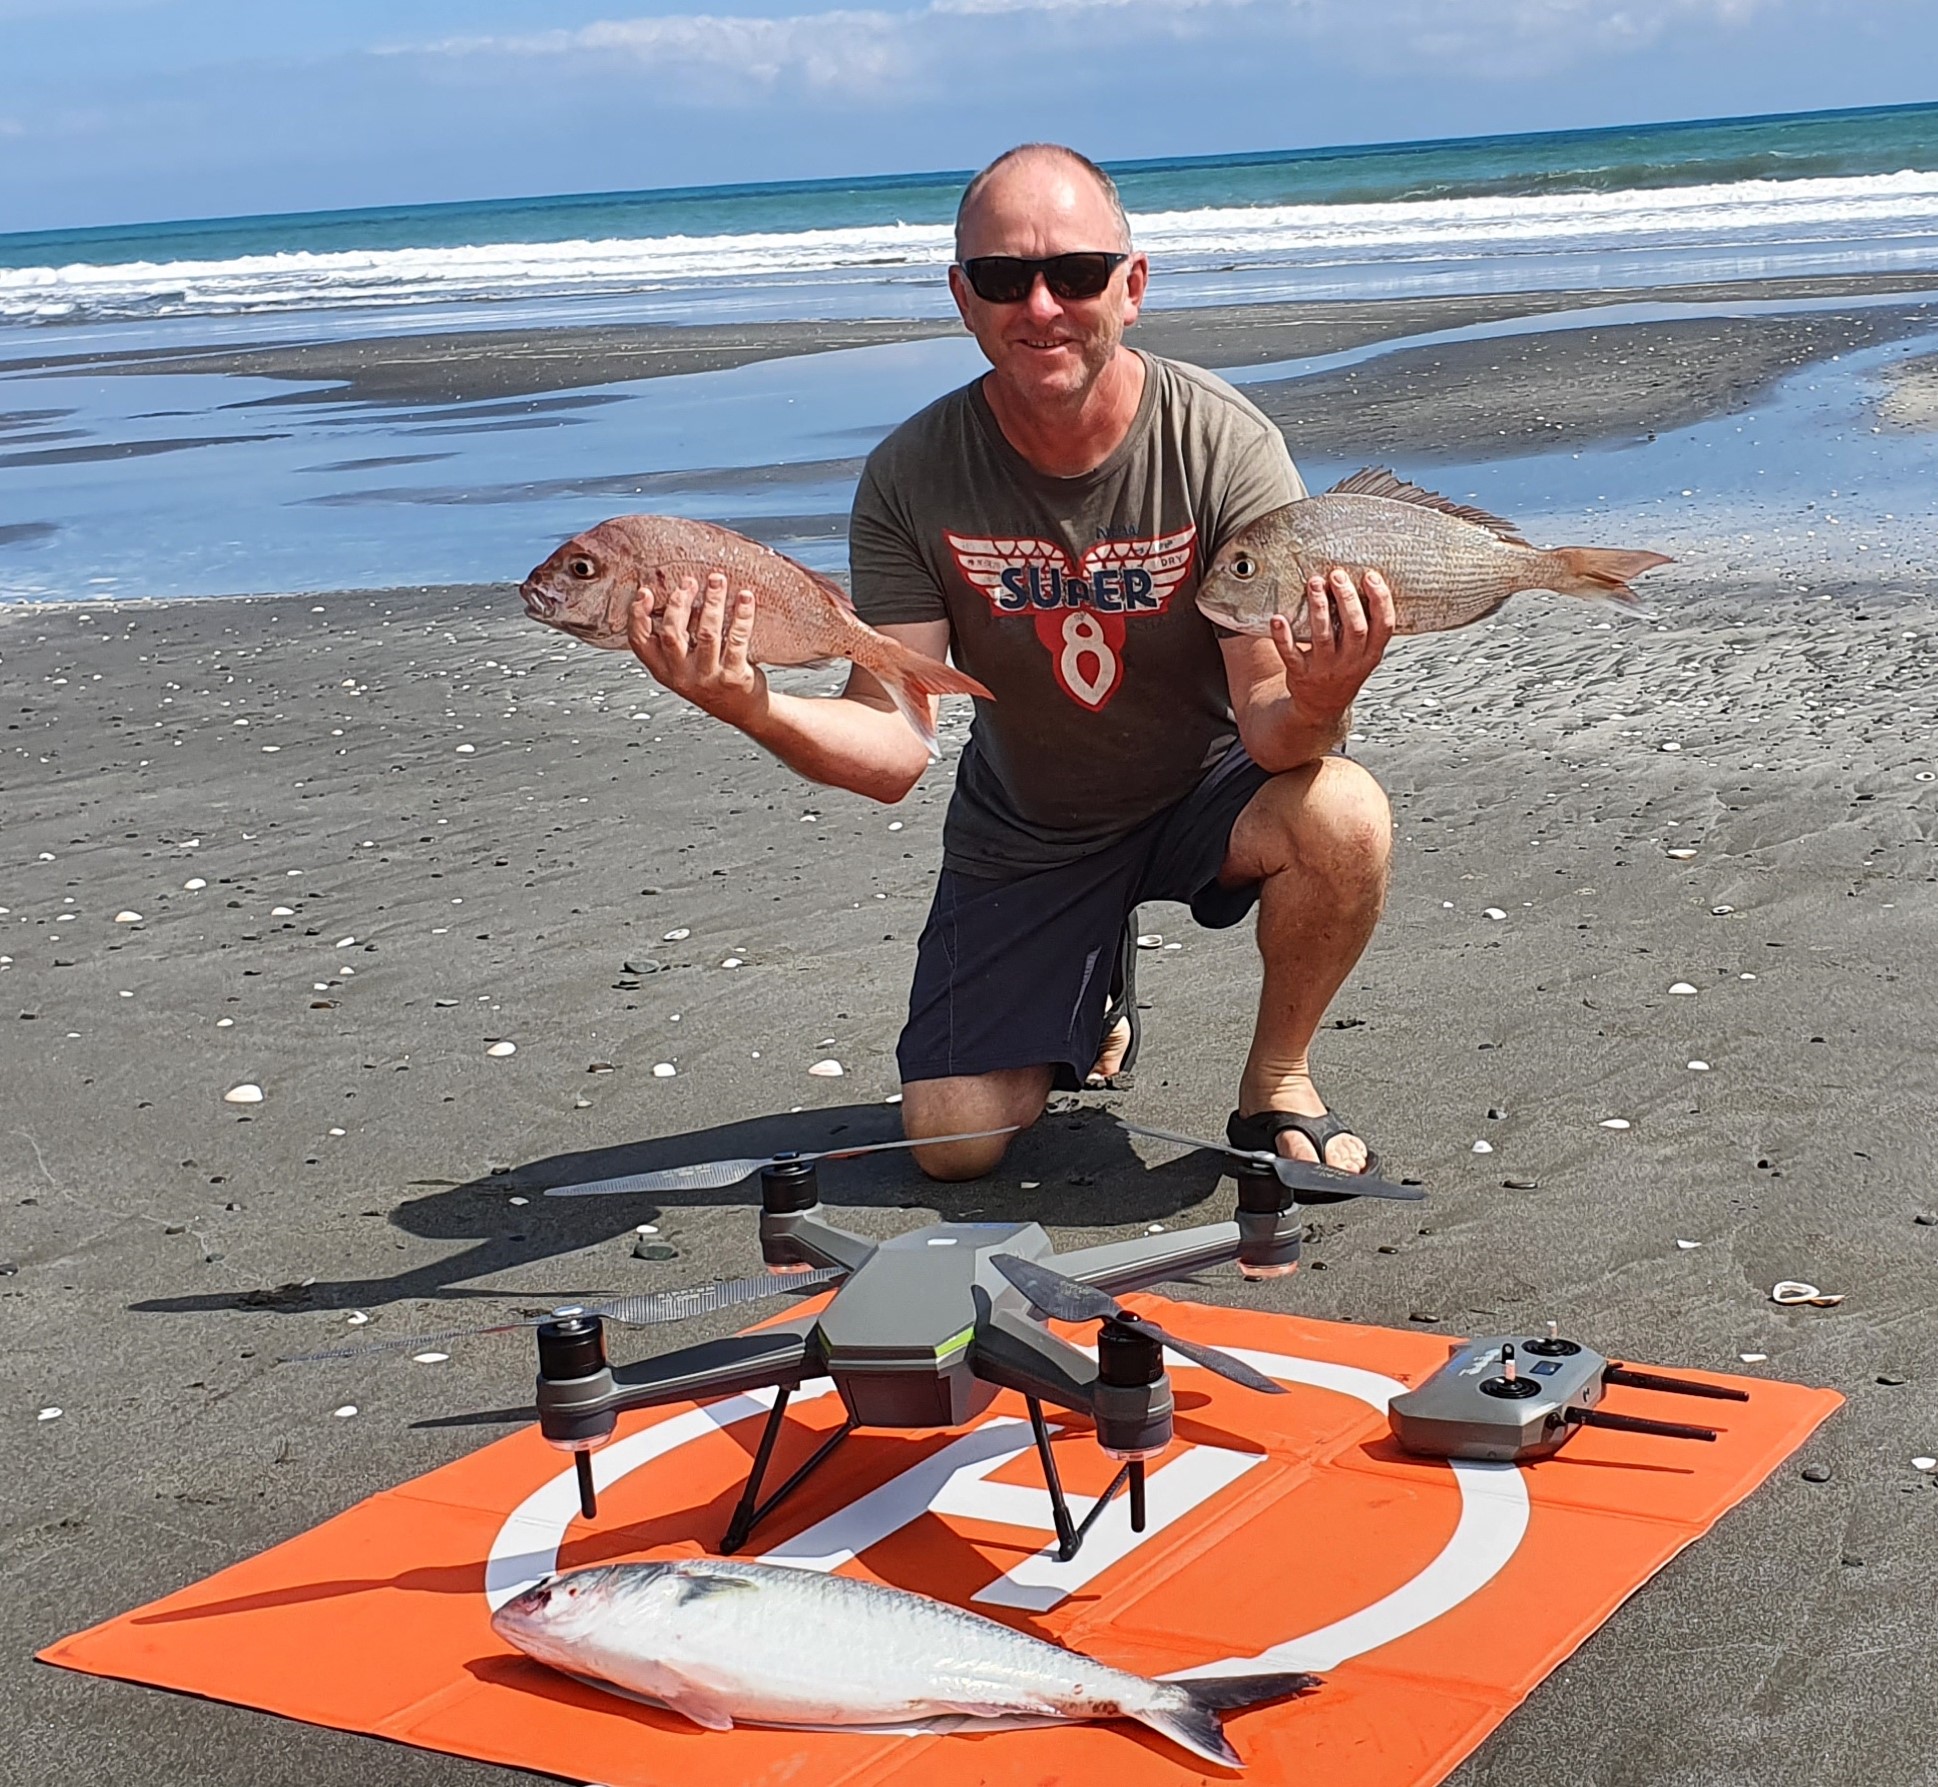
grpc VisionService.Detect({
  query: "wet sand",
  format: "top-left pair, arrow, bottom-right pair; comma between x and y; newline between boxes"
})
5,285 -> 1938,1787
9,268 -> 1935,420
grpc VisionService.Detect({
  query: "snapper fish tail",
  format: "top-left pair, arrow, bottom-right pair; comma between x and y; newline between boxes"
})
1542,546 -> 1674,619
856,636 -> 993,758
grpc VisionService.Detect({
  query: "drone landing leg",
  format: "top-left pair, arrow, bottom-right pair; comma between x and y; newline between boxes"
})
719,1388 -> 858,1555
1026,1397 -> 1081,1560
1026,1397 -> 1140,1561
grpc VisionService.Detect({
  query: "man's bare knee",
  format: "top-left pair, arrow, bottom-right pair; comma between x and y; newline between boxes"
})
1232,757 -> 1391,887
901,1068 -> 1052,1181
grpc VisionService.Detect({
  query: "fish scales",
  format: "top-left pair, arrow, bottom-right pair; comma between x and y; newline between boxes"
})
520,514 -> 991,754
491,1558 -> 1317,1769
1196,469 -> 1670,640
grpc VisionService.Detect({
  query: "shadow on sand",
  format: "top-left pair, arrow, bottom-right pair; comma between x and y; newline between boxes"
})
130,1099 -> 1234,1324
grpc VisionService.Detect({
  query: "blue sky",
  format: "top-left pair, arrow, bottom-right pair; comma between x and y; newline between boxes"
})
1,0 -> 1933,231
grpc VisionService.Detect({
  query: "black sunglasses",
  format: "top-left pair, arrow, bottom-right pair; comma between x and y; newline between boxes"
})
958,252 -> 1130,304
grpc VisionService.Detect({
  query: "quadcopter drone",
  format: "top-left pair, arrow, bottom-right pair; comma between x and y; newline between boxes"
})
298,1118 -> 1424,1561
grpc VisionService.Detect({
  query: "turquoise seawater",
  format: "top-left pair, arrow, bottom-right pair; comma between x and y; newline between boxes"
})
2,102 -> 1935,602
2,100 -> 1934,271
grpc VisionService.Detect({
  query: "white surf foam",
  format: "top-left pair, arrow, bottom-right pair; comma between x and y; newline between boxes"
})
5,170 -> 1937,323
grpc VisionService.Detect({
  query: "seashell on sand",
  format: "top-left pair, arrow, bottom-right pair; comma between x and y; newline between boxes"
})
1770,1280 -> 1843,1306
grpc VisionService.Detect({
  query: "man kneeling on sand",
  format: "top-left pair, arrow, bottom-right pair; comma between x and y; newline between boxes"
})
629,142 -> 1396,1180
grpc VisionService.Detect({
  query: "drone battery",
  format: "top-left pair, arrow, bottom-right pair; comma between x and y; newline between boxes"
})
829,1356 -> 998,1429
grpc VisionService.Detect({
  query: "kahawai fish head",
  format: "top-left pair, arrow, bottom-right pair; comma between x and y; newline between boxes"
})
520,519 -> 645,650
1195,509 -> 1309,639
490,1565 -> 659,1667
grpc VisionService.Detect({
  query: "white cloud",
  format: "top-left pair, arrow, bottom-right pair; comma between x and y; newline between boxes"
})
397,9 -> 918,95
390,0 -> 1776,99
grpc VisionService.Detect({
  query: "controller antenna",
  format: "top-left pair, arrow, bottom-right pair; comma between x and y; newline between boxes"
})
1604,1363 -> 1751,1402
1567,1407 -> 1720,1442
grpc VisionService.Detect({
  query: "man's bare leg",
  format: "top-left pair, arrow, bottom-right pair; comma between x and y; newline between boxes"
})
1221,756 -> 1392,1168
902,1065 -> 1055,1180
1087,1014 -> 1134,1083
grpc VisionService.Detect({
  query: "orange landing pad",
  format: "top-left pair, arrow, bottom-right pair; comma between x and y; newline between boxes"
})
43,1303 -> 1839,1786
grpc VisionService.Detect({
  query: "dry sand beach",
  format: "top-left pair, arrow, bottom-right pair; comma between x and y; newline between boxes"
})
5,281 -> 1938,1785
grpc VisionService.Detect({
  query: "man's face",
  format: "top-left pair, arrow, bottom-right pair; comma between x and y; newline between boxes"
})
949,159 -> 1147,413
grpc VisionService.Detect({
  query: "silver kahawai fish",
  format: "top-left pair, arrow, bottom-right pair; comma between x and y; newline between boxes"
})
1196,468 -> 1672,639
520,514 -> 992,756
491,1558 -> 1317,1769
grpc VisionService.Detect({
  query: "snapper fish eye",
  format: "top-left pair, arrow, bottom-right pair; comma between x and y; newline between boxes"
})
567,554 -> 597,580
1229,553 -> 1258,581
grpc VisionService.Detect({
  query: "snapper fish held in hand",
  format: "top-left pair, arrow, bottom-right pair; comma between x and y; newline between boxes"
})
521,515 -> 991,755
491,1558 -> 1318,1770
1196,469 -> 1672,640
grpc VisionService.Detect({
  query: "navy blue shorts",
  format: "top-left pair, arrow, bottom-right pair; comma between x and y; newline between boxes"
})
897,741 -> 1276,1089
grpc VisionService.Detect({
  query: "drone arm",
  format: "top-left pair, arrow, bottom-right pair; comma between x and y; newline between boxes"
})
968,1305 -> 1099,1418
1048,1222 -> 1245,1301
761,1206 -> 878,1275
604,1323 -> 821,1414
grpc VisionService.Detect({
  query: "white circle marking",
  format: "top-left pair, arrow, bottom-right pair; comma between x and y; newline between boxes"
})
483,1348 -> 1530,1676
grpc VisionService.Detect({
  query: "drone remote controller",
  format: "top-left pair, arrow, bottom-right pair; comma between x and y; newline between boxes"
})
1387,1325 -> 1749,1463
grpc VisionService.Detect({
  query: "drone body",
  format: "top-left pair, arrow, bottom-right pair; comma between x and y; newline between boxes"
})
531,1138 -> 1421,1555
297,1116 -> 1424,1560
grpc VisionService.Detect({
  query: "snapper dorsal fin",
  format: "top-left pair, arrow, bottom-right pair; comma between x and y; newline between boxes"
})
1326,467 -> 1531,545
805,566 -> 857,613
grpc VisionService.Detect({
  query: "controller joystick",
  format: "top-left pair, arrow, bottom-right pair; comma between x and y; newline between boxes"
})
1523,1320 -> 1581,1358
1479,1342 -> 1541,1399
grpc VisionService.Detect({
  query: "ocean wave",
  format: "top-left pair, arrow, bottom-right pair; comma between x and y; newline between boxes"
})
5,170 -> 1938,325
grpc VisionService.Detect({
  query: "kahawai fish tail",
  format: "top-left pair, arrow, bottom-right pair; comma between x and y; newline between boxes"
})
1141,1672 -> 1321,1769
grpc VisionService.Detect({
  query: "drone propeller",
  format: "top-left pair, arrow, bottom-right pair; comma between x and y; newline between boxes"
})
280,1265 -> 844,1363
990,1254 -> 1286,1396
543,1126 -> 1021,1198
1117,1119 -> 1425,1202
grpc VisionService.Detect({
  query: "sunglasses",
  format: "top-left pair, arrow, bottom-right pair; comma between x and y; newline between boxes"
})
958,252 -> 1130,304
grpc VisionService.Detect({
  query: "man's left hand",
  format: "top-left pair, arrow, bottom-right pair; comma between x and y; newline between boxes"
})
1270,566 -> 1396,724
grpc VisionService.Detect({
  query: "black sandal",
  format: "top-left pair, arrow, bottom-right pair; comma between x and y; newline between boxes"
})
1083,919 -> 1141,1091
1226,1107 -> 1381,1178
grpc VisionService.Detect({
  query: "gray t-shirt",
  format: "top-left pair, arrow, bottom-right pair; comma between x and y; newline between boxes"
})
849,350 -> 1302,879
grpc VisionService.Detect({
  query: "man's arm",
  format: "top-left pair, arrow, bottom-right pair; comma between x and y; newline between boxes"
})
627,572 -> 941,805
1221,567 -> 1396,772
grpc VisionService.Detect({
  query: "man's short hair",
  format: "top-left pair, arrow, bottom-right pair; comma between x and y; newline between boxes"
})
954,144 -> 1132,260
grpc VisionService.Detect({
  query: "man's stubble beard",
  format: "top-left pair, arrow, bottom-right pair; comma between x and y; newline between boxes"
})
1000,310 -> 1126,417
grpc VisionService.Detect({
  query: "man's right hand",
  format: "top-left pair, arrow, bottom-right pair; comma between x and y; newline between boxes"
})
627,570 -> 770,732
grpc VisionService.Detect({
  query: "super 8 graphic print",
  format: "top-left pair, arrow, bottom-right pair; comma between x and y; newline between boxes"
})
850,353 -> 1303,878
943,525 -> 1198,711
